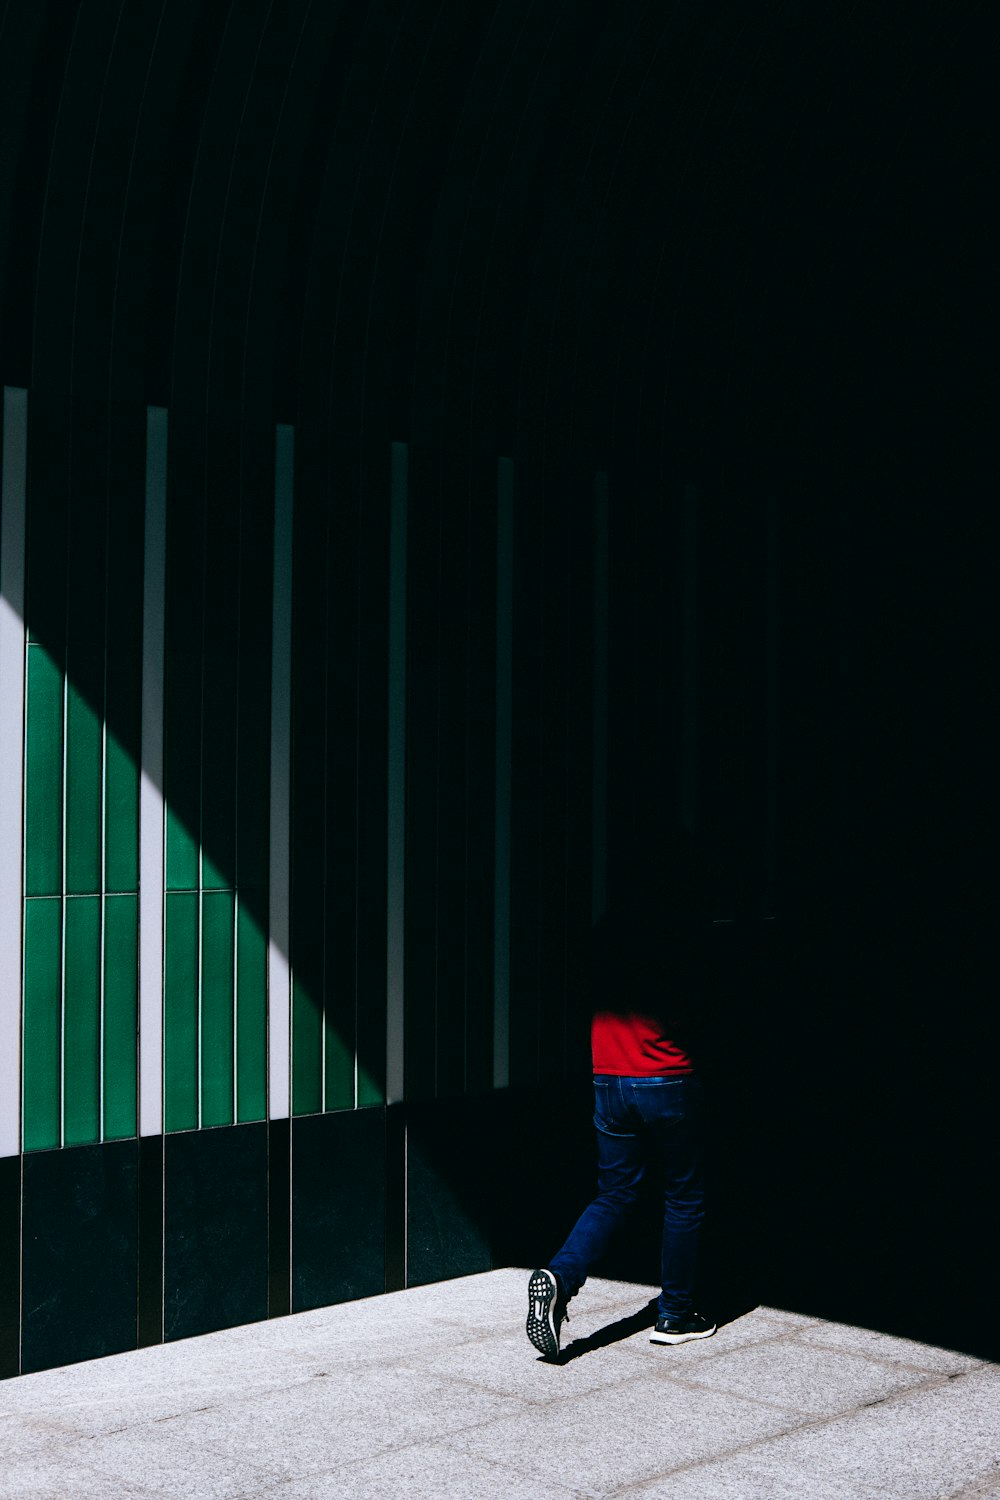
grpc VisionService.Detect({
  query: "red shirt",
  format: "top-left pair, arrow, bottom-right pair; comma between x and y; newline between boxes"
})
591,1010 -> 693,1076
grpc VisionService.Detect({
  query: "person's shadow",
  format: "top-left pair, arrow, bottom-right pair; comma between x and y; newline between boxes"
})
543,1291 -> 760,1365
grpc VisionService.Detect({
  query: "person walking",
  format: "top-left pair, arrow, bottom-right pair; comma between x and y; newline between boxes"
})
526,824 -> 716,1359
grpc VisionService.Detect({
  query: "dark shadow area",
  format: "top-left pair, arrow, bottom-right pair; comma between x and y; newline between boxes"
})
554,1295 -> 756,1365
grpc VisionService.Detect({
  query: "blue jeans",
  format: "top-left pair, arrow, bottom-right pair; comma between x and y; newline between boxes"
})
549,1074 -> 706,1320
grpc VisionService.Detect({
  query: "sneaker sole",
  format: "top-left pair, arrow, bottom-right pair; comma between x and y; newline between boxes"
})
649,1324 -> 717,1345
526,1269 -> 560,1359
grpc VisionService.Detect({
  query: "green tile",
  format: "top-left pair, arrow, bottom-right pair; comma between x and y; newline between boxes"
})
201,890 -> 235,1128
236,659 -> 269,890
236,898 -> 266,1123
356,1056 -> 384,1109
25,645 -> 64,897
201,654 -> 237,891
105,727 -> 139,893
63,897 -> 101,1146
325,1010 -> 355,1112
25,391 -> 70,647
164,651 -> 200,890
103,894 -> 138,1139
22,898 -> 62,1152
292,974 -> 322,1117
65,659 -> 103,895
164,891 -> 198,1132
104,655 -> 140,892
165,806 -> 199,893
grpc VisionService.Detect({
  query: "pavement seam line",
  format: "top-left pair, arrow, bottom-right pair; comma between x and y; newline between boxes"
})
602,1366 -> 985,1497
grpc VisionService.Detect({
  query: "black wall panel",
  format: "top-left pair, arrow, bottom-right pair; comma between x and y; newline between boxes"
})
406,1098 -> 493,1288
0,1156 -> 20,1379
164,1123 -> 268,1342
21,1140 -> 138,1374
291,1110 -> 386,1313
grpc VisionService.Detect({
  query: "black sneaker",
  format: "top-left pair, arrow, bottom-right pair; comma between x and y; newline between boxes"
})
649,1311 -> 716,1345
526,1268 -> 567,1359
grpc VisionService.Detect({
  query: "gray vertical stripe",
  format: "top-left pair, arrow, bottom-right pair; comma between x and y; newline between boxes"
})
592,472 -> 609,924
0,388 -> 28,1158
385,442 -> 408,1105
268,425 -> 294,1121
493,458 -> 514,1089
139,407 -> 168,1137
762,497 -> 779,918
681,483 -> 698,834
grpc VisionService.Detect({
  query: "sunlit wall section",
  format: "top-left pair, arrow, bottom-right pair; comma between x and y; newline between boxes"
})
20,394 -> 145,1151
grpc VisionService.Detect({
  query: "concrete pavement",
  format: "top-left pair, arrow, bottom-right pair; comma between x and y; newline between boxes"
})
1,1268 -> 997,1498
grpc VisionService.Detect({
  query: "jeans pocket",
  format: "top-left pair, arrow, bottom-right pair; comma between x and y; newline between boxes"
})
593,1079 -> 636,1137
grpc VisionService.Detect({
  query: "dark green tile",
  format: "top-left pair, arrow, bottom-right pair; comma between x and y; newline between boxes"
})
201,890 -> 234,1129
164,891 -> 198,1133
66,399 -> 109,651
65,656 -> 103,895
236,899 -> 266,1123
324,998 -> 355,1112
0,1155 -> 19,1377
21,1141 -> 139,1373
407,1098 -> 493,1286
164,650 -> 201,891
291,1111 -> 386,1311
25,645 -> 63,898
356,1049 -> 384,1108
236,658 -> 269,891
22,898 -> 62,1152
292,973 -> 322,1117
24,391 -> 69,649
164,1124 -> 267,1341
104,671 -> 139,893
137,1134 -> 164,1347
201,653 -> 237,891
62,897 -> 101,1147
267,1119 -> 290,1317
104,405 -> 144,895
103,895 -> 138,1140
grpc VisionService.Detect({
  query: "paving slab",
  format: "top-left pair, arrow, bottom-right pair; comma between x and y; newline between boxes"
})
441,1372 -> 806,1497
625,1366 -> 1000,1500
792,1318 -> 984,1375
671,1336 -> 935,1416
0,1270 -> 995,1500
253,1442 -> 588,1500
0,1439 -> 151,1500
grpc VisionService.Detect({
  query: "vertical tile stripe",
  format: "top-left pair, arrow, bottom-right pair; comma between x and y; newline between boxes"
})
493,458 -> 513,1089
0,387 -> 27,1157
681,483 -> 698,833
268,424 -> 294,1121
385,442 -> 407,1105
591,472 -> 609,923
763,497 -> 779,918
139,407 -> 167,1137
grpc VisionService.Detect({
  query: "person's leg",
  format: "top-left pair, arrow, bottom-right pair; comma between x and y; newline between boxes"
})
627,1076 -> 709,1326
547,1077 -> 646,1302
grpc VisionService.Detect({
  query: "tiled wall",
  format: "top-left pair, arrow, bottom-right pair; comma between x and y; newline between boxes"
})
21,394 -> 144,1152
160,410 -> 271,1133
0,386 -> 639,1375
